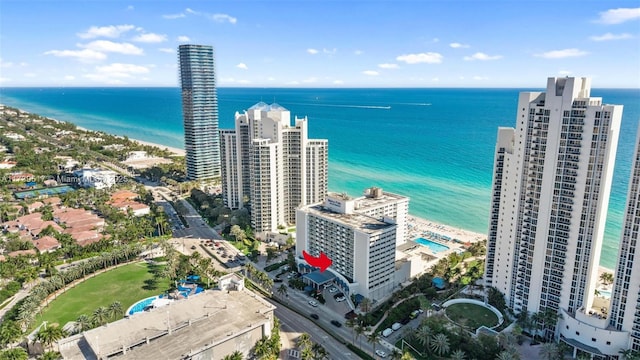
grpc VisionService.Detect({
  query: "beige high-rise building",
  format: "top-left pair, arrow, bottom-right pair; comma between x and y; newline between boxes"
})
484,77 -> 624,352
220,102 -> 328,232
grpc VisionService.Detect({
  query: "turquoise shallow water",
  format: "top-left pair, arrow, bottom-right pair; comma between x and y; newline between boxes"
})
1,87 -> 638,269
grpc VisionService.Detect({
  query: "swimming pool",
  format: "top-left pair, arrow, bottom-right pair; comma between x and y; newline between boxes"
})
598,289 -> 612,299
127,296 -> 158,315
415,238 -> 450,253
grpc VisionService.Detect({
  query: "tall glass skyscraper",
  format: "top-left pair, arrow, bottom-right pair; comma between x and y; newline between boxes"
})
178,44 -> 220,180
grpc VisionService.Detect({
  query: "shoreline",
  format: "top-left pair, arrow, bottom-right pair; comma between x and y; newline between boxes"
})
0,103 -> 621,273
74,124 -> 186,157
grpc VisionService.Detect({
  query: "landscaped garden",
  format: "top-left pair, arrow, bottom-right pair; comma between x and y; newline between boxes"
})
34,262 -> 169,329
445,302 -> 499,330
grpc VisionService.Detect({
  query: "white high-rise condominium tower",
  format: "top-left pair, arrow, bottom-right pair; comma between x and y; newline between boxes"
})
220,102 -> 328,233
178,44 -> 220,180
484,77 -> 623,346
604,128 -> 640,354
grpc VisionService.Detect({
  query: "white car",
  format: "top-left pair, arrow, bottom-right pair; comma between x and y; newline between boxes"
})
308,300 -> 318,307
375,350 -> 387,358
328,287 -> 338,293
336,296 -> 346,302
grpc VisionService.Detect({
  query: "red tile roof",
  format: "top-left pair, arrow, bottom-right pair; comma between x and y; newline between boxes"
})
32,236 -> 61,252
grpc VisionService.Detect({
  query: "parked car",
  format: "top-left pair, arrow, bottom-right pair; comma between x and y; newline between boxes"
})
310,313 -> 319,320
308,300 -> 318,307
190,245 -> 197,250
375,350 -> 387,358
382,328 -> 393,337
336,296 -> 346,302
392,322 -> 402,331
330,320 -> 342,327
328,287 -> 338,293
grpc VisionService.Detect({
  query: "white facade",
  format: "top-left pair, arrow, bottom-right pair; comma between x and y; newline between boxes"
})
605,127 -> 640,353
75,169 -> 118,189
484,78 -> 623,343
296,188 -> 408,301
220,102 -> 328,232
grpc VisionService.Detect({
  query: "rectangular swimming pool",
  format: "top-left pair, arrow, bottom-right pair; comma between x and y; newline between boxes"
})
415,237 -> 450,253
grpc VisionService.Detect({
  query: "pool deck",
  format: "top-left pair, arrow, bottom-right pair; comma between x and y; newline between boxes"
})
407,215 -> 486,246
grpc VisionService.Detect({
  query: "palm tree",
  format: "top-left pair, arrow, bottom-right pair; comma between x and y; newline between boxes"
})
39,351 -> 62,360
368,332 -> 381,357
36,323 -> 67,352
74,314 -> 92,333
301,347 -> 314,360
0,320 -> 22,347
0,347 -> 29,360
298,333 -> 312,350
277,284 -> 288,299
108,301 -> 123,320
222,351 -> 243,360
360,297 -> 372,312
430,333 -> 450,357
495,351 -> 518,360
92,306 -> 109,326
600,272 -> 614,286
390,349 -> 403,360
539,343 -> 558,360
311,343 -> 328,360
354,325 -> 365,349
416,325 -> 433,351
449,349 -> 466,360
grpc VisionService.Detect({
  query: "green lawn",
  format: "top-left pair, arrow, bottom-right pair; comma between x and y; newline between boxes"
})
35,262 -> 169,329
445,302 -> 499,330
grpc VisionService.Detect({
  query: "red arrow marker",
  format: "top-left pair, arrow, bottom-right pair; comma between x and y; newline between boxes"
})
302,250 -> 332,272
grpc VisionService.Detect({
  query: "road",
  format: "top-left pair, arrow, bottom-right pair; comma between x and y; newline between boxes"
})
269,298 -> 357,360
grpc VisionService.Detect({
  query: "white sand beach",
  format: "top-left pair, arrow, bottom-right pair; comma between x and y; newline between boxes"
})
407,215 -> 486,245
131,138 -> 185,157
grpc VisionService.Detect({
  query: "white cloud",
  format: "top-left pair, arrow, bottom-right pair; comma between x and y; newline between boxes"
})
464,52 -> 502,61
303,77 -> 318,83
267,77 -> 275,81
177,36 -> 190,42
44,49 -> 107,62
535,48 -> 589,59
589,32 -> 633,41
432,38 -> 439,43
450,42 -> 470,48
354,50 -> 363,55
23,73 -> 37,78
95,63 -> 149,76
473,76 -> 489,80
0,77 -> 11,83
396,52 -> 443,64
432,77 -> 439,82
558,70 -> 572,75
236,63 -> 248,70
285,81 -> 300,85
19,62 -> 28,66
378,63 -> 398,69
84,63 -> 150,84
64,75 -> 76,80
323,48 -> 337,55
163,13 -> 186,19
132,33 -> 167,43
212,13 -> 237,24
333,80 -> 344,84
81,40 -> 144,55
77,24 -> 135,39
595,7 -> 640,24
159,48 -> 174,53
237,79 -> 251,84
126,5 -> 134,10
307,48 -> 319,55
362,70 -> 379,76
0,58 -> 13,68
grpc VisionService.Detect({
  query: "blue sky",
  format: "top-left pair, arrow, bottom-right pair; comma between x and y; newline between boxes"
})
1,1 -> 639,87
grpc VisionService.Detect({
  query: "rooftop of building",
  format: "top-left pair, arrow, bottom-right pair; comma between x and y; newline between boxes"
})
304,204 -> 396,234
60,289 -> 275,360
248,101 -> 288,112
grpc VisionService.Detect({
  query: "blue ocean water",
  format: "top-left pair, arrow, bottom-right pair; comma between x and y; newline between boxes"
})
1,87 -> 638,269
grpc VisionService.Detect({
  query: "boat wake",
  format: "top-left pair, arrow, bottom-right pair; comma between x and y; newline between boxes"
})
287,102 -> 391,110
